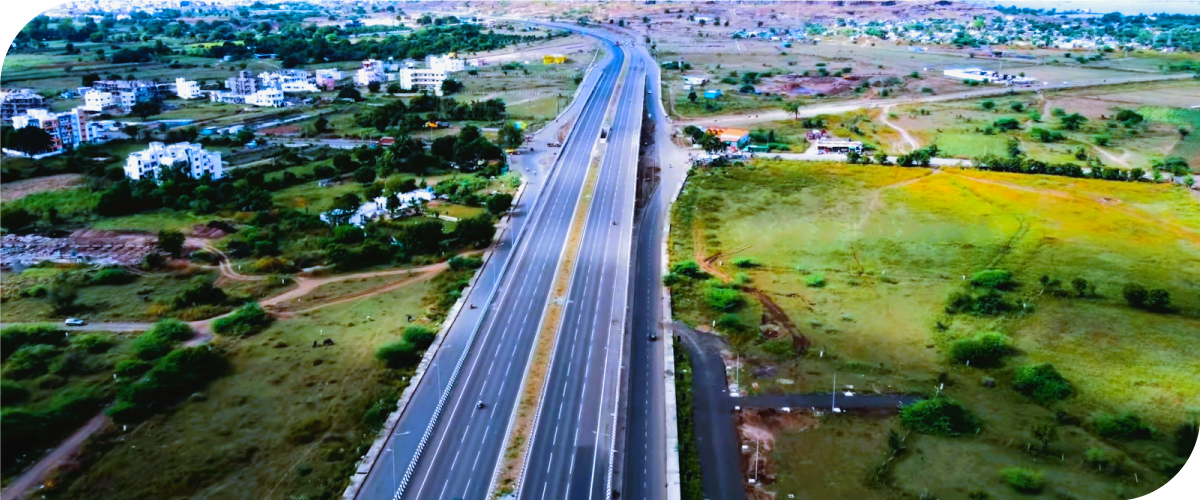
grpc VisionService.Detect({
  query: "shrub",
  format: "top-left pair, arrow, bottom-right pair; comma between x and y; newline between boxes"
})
999,467 -> 1046,494
171,275 -> 227,309
212,303 -> 274,337
1,324 -> 66,360
716,314 -> 748,333
402,326 -> 437,349
1146,289 -> 1171,311
70,333 -> 114,354
971,269 -> 1014,289
376,341 -> 420,368
662,273 -> 682,286
671,260 -> 707,279
108,345 -> 227,423
132,319 -> 195,360
448,255 -> 484,271
1094,413 -> 1155,440
805,274 -> 826,288
1013,363 -> 1073,402
901,399 -> 980,436
732,257 -> 759,268
705,282 -> 744,311
949,332 -> 1012,367
114,359 -> 151,378
945,288 -> 1017,316
1085,447 -> 1125,473
3,344 -> 61,379
759,338 -> 793,358
89,266 -> 134,285
1,380 -> 31,405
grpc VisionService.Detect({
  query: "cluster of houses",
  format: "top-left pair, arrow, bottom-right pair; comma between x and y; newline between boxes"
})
208,69 -> 323,107
942,68 -> 1038,86
2,88 -> 108,158
728,15 -> 1184,54
123,141 -> 224,181
351,53 -> 470,96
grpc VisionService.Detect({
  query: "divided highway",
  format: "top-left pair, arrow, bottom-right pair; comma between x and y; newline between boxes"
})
353,35 -> 626,500
517,47 -> 646,500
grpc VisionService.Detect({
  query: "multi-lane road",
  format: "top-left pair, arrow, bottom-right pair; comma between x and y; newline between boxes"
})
517,42 -> 644,500
354,32 -> 626,500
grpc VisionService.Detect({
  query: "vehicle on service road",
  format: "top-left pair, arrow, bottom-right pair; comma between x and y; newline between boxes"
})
65,318 -> 87,326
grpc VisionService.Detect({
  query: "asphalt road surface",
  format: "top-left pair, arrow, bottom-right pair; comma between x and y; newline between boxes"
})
621,36 -> 687,500
517,43 -> 645,500
354,37 -> 626,500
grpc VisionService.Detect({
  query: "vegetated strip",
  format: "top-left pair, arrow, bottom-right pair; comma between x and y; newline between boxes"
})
672,336 -> 704,500
493,56 -> 629,496
662,174 -> 691,500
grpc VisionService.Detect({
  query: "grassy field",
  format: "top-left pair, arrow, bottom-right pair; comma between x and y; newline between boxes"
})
884,81 -> 1197,168
669,159 -> 1199,499
40,277 -> 442,500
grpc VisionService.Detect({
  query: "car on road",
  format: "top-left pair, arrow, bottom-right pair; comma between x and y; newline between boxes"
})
649,332 -> 657,341
547,142 -> 562,147
64,318 -> 87,326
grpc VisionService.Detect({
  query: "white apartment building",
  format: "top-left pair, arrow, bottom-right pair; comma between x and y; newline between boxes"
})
245,88 -> 285,107
355,59 -> 387,86
259,70 -> 319,93
124,142 -> 224,181
117,91 -> 137,109
315,68 -> 343,90
83,89 -> 116,112
427,54 -> 465,72
209,91 -> 245,105
400,68 -> 446,96
943,68 -> 1037,86
175,77 -> 203,99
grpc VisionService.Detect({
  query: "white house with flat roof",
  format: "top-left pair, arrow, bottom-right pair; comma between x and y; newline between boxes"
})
427,54 -> 465,72
124,142 -> 223,181
245,88 -> 285,107
83,89 -> 116,111
400,68 -> 446,95
943,67 -> 1037,86
175,77 -> 203,99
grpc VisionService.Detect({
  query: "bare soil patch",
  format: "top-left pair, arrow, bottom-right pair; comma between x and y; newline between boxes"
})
1,174 -> 85,203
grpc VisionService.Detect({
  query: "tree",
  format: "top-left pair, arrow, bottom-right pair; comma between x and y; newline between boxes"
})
386,82 -> 401,94
980,99 -> 996,110
1071,277 -> 1088,297
130,100 -> 162,121
353,166 -> 377,185
845,150 -> 862,164
1122,283 -> 1148,308
5,126 -> 55,155
367,81 -> 381,93
337,87 -> 362,101
782,100 -> 801,120
81,73 -> 101,87
157,229 -> 185,258
453,214 -> 495,248
1031,422 -> 1059,452
313,115 -> 329,134
698,131 -> 724,154
1146,289 -> 1171,311
498,122 -> 524,149
48,280 -> 79,314
441,78 -> 463,94
1060,112 -> 1087,131
487,193 -> 514,214
687,90 -> 698,103
873,151 -> 889,165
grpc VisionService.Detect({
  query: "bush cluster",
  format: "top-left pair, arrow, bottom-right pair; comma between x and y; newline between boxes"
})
375,326 -> 438,369
704,280 -> 745,311
1,386 -> 112,470
1013,363 -> 1073,403
948,332 -> 1012,367
999,467 -> 1046,493
212,303 -> 274,337
131,319 -> 195,360
901,399 -> 980,436
108,345 -> 228,423
1094,413 -> 1156,440
1,324 -> 67,361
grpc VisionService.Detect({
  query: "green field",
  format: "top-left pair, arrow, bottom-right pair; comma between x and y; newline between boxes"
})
38,276 -> 446,500
669,160 -> 1199,499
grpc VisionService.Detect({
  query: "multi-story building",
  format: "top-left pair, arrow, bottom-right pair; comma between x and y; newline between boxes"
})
315,69 -> 343,90
83,89 -> 116,112
225,70 -> 260,95
427,54 -> 465,72
355,59 -> 387,86
1,89 -> 46,124
124,142 -> 224,181
400,68 -> 447,96
91,80 -> 171,102
175,77 -> 203,99
245,88 -> 284,107
259,70 -> 319,93
9,107 -> 94,155
209,91 -> 245,105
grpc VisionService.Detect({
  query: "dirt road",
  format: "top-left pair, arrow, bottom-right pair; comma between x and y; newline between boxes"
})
0,414 -> 110,500
879,105 -> 920,152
